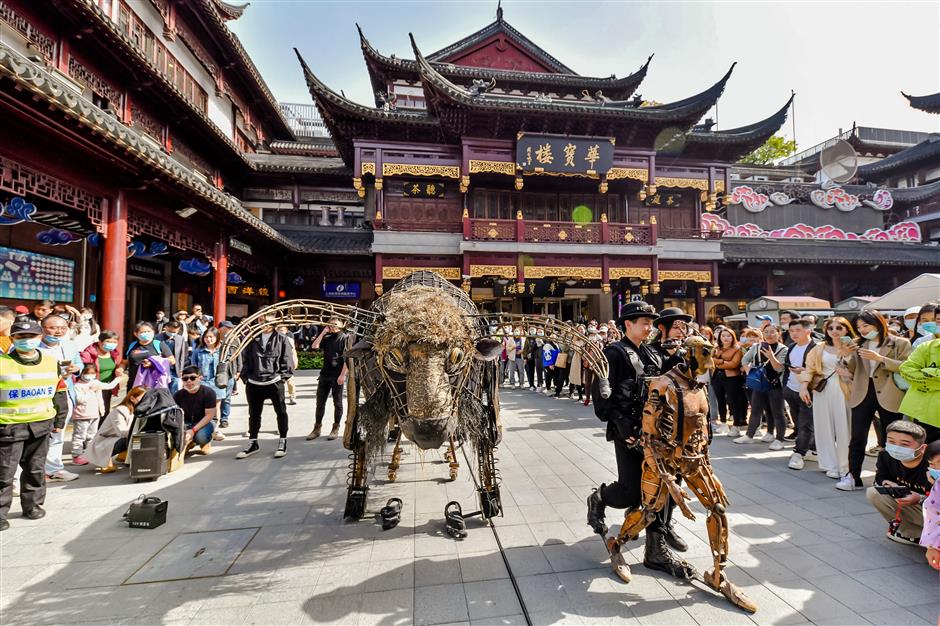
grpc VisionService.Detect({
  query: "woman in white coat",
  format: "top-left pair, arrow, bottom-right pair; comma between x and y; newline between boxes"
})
798,318 -> 856,478
85,386 -> 147,471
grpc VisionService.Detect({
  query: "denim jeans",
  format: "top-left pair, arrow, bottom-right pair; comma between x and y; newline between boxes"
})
44,416 -> 69,475
186,421 -> 216,446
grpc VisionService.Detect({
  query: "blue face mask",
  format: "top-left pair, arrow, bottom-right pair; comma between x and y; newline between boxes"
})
43,334 -> 61,345
920,321 -> 938,336
103,342 -> 118,351
13,337 -> 42,352
863,330 -> 879,341
138,332 -> 154,343
928,468 -> 940,481
885,443 -> 919,462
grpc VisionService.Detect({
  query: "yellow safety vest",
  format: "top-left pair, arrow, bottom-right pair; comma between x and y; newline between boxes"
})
0,352 -> 59,423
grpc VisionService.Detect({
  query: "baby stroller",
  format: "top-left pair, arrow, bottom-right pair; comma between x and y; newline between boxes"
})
127,388 -> 184,482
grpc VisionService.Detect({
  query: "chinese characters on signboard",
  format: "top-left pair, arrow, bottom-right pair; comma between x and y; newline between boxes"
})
515,134 -> 614,175
226,284 -> 270,297
324,282 -> 361,300
402,180 -> 445,198
494,279 -> 567,298
643,192 -> 685,207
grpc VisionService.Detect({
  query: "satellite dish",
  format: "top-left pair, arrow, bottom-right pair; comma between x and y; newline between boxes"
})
819,140 -> 858,185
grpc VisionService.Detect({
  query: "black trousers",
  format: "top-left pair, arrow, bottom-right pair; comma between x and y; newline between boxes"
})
246,380 -> 289,439
525,359 -> 537,388
747,389 -> 786,439
713,373 -> 747,426
783,387 -> 815,455
849,379 -> 901,482
552,366 -> 569,395
315,375 -> 344,427
0,419 -> 53,521
600,438 -> 671,532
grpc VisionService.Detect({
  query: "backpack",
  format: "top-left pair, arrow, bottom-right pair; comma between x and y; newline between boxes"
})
593,342 -> 647,422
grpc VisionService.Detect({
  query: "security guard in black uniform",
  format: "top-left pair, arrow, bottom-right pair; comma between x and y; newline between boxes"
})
587,301 -> 692,578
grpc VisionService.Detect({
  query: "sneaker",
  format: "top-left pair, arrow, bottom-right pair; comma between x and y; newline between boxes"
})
22,506 -> 46,520
197,443 -> 212,455
236,441 -> 260,459
219,420 -> 229,429
835,474 -> 859,491
805,450 -> 818,462
274,438 -> 287,458
727,426 -> 740,437
306,425 -> 322,440
783,430 -> 797,441
865,445 -> 883,458
288,397 -> 296,405
825,469 -> 841,479
71,455 -> 89,466
733,435 -> 757,444
46,470 -> 79,482
788,453 -> 805,470
768,440 -> 784,451
327,426 -> 340,441
760,433 -> 775,443
711,422 -> 727,435
529,386 -> 536,391
212,430 -> 226,441
886,530 -> 920,547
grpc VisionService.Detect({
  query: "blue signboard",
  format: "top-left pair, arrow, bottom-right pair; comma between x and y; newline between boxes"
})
324,281 -> 360,299
0,245 -> 74,302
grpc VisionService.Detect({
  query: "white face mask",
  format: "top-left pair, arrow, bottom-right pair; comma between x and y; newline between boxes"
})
904,318 -> 917,331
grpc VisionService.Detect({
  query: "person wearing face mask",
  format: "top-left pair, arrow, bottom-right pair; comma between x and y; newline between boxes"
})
0,320 -> 69,531
899,324 -> 940,444
154,310 -> 168,335
125,321 -> 175,387
39,314 -> 82,483
0,306 -> 15,354
523,327 -> 541,391
69,364 -> 120,466
921,441 -> 940,570
736,325 -> 787,447
839,311 -> 913,491
865,420 -> 931,546
189,327 -> 228,442
508,327 -> 526,389
911,303 -> 938,349
80,330 -> 124,416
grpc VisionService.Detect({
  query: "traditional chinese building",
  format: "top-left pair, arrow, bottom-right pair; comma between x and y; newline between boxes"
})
297,8 -> 795,322
0,0 -> 307,340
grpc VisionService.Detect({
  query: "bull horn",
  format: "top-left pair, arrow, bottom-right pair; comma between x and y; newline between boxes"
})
598,377 -> 612,399
344,338 -> 373,358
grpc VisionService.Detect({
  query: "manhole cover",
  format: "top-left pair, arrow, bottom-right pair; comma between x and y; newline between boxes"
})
124,527 -> 259,585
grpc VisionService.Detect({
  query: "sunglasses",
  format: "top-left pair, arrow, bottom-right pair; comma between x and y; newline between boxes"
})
181,375 -> 200,382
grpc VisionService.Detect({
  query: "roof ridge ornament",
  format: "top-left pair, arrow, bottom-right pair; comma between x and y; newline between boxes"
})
497,0 -> 503,21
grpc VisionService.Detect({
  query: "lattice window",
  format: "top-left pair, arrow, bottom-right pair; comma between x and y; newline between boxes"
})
130,103 -> 163,142
0,156 -> 103,229
127,212 -> 213,258
0,1 -> 56,64
67,54 -> 122,110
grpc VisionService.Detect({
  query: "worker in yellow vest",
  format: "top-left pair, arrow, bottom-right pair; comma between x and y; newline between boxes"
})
0,319 -> 68,531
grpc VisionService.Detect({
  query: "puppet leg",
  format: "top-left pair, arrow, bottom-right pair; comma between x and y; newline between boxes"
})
607,451 -> 667,583
684,463 -> 757,613
447,438 -> 459,481
387,430 -> 403,482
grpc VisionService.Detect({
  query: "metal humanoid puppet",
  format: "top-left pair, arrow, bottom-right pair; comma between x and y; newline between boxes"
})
606,334 -> 758,614
216,271 -> 611,533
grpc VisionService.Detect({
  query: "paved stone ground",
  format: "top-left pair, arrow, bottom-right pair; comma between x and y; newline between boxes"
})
1,371 -> 937,625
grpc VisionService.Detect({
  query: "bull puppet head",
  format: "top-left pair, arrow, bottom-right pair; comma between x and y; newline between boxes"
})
368,287 -> 501,450
683,335 -> 714,377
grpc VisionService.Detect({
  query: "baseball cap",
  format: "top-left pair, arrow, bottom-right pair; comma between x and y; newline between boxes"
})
14,305 -> 28,314
10,319 -> 42,336
755,314 -> 773,322
219,320 -> 235,328
903,306 -> 921,318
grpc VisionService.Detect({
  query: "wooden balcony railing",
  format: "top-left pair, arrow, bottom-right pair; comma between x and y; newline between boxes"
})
462,213 -> 671,245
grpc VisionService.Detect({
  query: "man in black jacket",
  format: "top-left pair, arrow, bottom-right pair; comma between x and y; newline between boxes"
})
235,315 -> 295,459
588,302 -> 692,579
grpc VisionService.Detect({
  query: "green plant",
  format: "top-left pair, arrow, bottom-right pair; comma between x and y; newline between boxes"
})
296,351 -> 324,370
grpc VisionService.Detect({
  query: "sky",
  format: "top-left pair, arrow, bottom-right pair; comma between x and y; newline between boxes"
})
230,1 -> 940,152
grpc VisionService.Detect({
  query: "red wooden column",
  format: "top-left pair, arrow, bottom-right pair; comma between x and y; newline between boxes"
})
213,238 -> 228,324
101,191 -> 127,347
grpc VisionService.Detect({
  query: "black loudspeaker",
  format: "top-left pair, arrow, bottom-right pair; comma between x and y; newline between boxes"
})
129,432 -> 167,481
123,495 -> 168,529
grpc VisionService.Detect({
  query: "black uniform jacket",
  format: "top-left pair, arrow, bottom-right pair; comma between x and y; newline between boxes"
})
593,338 -> 664,442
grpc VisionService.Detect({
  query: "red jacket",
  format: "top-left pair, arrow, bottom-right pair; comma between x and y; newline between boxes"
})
80,343 -> 122,374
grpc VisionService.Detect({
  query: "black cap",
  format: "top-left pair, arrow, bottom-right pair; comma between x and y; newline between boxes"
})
655,307 -> 693,327
619,301 -> 658,323
10,319 -> 42,336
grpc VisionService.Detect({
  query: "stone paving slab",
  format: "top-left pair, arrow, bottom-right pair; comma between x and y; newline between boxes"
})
1,371 -> 938,625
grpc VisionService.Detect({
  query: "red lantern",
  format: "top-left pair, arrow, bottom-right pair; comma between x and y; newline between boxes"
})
278,290 -> 286,299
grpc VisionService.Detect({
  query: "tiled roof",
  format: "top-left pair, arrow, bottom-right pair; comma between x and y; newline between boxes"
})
245,153 -> 350,175
857,135 -> 940,181
681,95 -> 792,161
274,226 -> 373,255
903,90 -> 940,114
426,12 -> 574,73
722,239 -> 940,266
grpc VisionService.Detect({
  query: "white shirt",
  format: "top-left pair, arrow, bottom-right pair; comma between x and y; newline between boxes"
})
786,342 -> 810,392
866,340 -> 879,378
